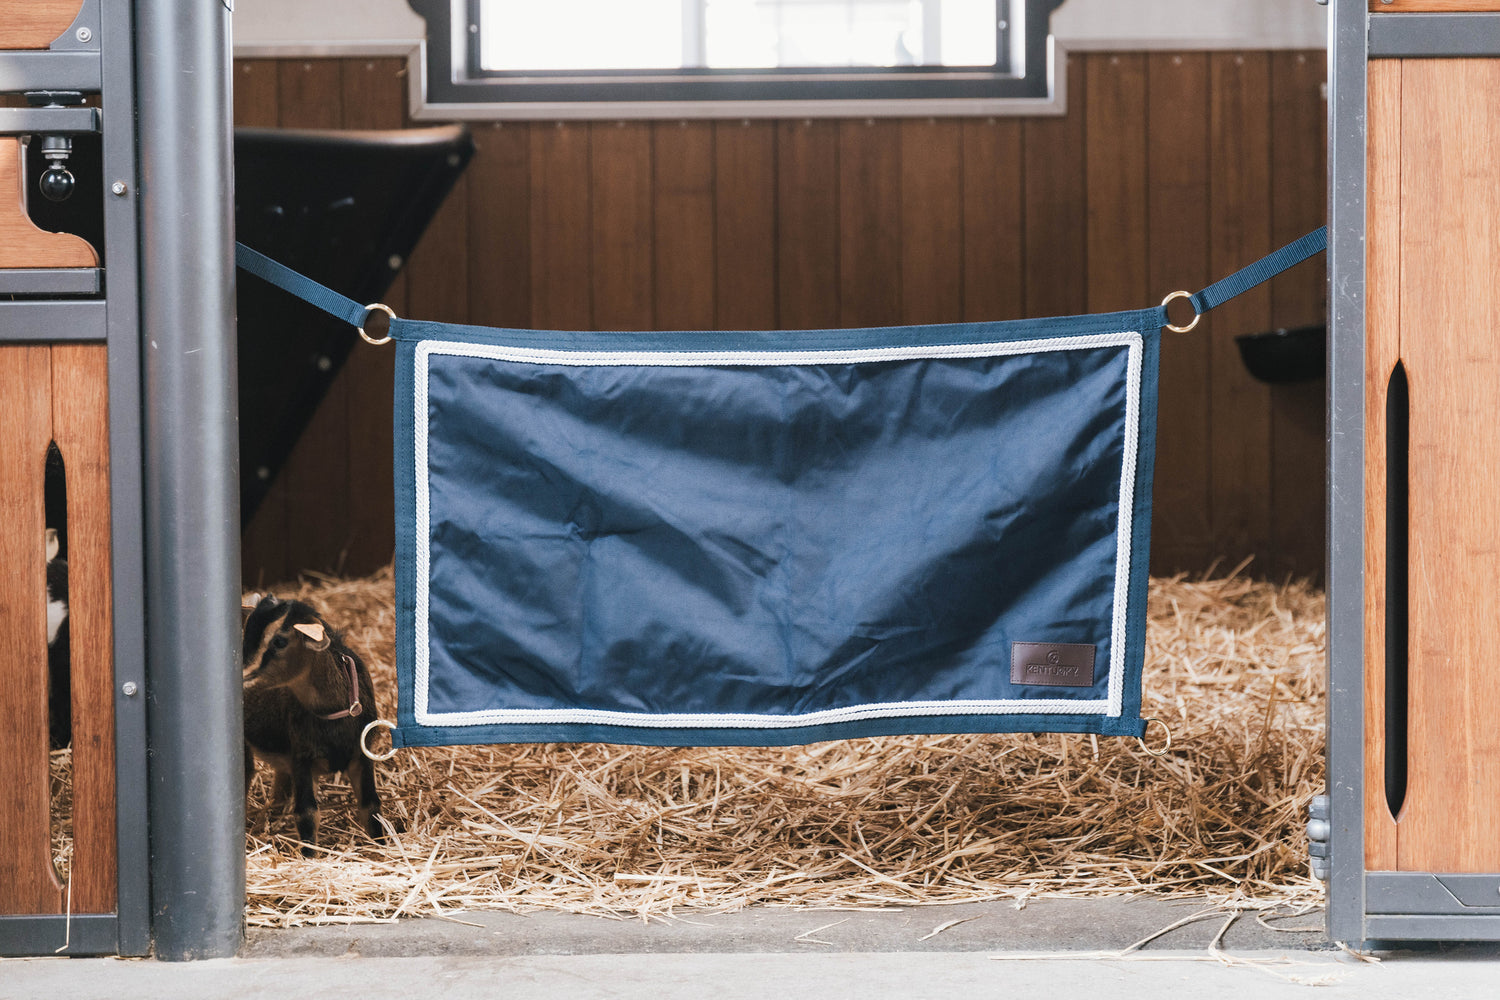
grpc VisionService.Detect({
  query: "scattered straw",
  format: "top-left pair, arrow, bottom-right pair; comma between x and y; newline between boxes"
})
52,564 -> 1328,927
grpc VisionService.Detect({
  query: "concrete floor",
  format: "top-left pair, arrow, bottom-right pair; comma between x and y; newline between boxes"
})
6,900 -> 1500,1000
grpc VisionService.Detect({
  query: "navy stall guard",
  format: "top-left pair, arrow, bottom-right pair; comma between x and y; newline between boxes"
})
236,228 -> 1325,749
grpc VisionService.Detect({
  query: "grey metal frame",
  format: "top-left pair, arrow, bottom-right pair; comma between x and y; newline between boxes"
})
135,0 -> 244,963
1327,0 -> 1500,946
1369,13 -> 1500,58
1325,0 -> 1366,947
0,0 -> 151,959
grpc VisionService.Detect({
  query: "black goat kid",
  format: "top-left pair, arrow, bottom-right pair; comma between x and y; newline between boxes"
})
241,595 -> 385,855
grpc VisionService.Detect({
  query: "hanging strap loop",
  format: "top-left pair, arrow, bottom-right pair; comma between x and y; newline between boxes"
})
1183,226 -> 1327,321
236,242 -> 398,341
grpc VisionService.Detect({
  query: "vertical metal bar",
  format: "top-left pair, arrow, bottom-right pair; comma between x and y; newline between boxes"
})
1326,0 -> 1368,946
100,0 -> 150,959
135,0 -> 243,961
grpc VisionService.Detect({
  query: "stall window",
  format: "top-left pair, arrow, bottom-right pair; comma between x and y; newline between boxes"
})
408,0 -> 1067,119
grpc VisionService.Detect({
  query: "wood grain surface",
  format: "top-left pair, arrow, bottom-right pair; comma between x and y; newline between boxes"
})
0,138 -> 97,268
0,345 -> 65,915
1378,59 -> 1500,872
0,0 -> 83,49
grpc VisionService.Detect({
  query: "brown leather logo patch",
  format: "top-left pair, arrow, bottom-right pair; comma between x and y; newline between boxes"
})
1010,642 -> 1097,688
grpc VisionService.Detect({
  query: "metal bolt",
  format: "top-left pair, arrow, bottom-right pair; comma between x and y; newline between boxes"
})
122,682 -> 138,697
316,355 -> 332,372
387,254 -> 403,271
111,180 -> 128,196
256,466 -> 271,481
76,26 -> 92,43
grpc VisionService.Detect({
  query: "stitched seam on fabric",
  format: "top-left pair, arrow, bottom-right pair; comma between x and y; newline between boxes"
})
412,332 -> 1143,729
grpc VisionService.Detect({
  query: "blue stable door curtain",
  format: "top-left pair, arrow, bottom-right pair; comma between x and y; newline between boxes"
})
235,227 -> 1325,749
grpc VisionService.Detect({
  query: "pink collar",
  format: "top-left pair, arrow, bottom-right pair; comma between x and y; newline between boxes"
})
319,652 -> 363,720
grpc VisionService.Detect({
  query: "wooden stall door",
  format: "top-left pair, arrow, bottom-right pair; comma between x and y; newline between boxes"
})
0,344 -> 116,915
1366,58 -> 1500,873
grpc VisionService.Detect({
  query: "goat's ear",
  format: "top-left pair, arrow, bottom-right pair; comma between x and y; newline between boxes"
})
293,622 -> 331,650
45,528 -> 59,563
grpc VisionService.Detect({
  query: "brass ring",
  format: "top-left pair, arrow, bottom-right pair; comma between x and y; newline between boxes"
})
358,302 -> 396,345
360,718 -> 399,761
1138,717 -> 1173,758
1160,291 -> 1200,334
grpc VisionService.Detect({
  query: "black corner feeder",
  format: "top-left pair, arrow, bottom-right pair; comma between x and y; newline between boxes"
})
1235,324 -> 1325,384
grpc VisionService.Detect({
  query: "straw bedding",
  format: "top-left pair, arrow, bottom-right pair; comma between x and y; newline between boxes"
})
52,564 -> 1326,927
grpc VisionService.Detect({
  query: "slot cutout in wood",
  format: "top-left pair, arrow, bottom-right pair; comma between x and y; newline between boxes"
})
1384,360 -> 1409,822
45,441 -> 72,887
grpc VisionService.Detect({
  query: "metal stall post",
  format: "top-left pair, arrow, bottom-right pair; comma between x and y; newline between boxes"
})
136,0 -> 244,960
1324,0 -> 1367,946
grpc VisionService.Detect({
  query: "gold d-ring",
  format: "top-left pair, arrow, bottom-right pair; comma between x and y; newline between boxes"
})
1138,717 -> 1173,758
358,303 -> 397,345
361,718 -> 399,761
1161,291 -> 1200,334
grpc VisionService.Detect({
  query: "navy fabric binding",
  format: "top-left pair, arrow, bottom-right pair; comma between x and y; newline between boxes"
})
234,229 -> 1324,750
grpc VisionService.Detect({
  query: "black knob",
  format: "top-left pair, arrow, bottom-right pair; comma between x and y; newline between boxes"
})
39,164 -> 75,202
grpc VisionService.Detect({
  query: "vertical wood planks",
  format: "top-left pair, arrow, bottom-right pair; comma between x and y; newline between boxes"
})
0,345 -> 64,915
776,121 -> 840,330
653,122 -> 716,330
1363,57 -> 1403,873
341,58 -> 409,575
233,59 -> 281,129
1023,55 -> 1087,318
960,118 -> 1024,322
1084,54 -> 1149,314
1268,51 -> 1329,582
1145,53 -> 1213,573
899,119 -> 963,325
467,123 -> 532,330
50,344 -> 116,913
714,122 -> 777,329
530,124 -> 593,330
1207,52 -> 1274,570
590,123 -> 655,331
838,120 -> 902,328
1391,58 -> 1500,873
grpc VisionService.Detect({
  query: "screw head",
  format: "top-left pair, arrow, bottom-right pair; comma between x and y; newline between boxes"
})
111,180 -> 128,196
76,26 -> 92,43
122,681 -> 138,697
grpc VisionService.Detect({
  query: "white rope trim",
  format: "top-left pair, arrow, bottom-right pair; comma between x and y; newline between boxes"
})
412,332 -> 1144,729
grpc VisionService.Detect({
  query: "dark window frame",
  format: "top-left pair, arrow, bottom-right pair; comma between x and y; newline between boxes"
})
408,0 -> 1067,116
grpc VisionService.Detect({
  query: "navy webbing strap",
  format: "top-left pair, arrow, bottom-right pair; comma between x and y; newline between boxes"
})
235,243 -> 371,330
1188,226 -> 1327,316
236,227 -> 1328,334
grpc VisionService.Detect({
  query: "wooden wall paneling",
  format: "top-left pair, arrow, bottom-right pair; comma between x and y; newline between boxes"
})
50,344 -> 116,912
960,118 -> 1024,322
775,120 -> 840,330
529,124 -> 593,330
272,59 -> 348,579
1145,53 -> 1213,573
713,121 -> 777,329
467,124 -> 532,329
1268,50 -> 1329,581
0,345 -> 64,915
1363,57 -> 1402,873
0,1 -> 83,49
1084,54 -> 1149,313
652,122 -> 716,330
590,123 -> 655,331
0,138 -> 97,268
340,58 -> 409,575
838,120 -> 902,328
233,59 -> 281,129
1393,58 -> 1500,873
235,57 -> 288,584
898,119 -> 963,325
1207,52 -> 1274,570
1022,54 -> 1088,318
